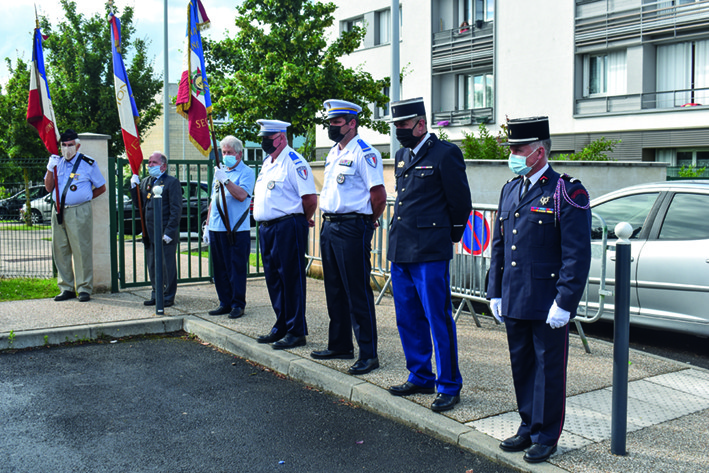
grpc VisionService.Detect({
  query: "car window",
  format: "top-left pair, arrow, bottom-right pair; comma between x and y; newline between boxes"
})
591,192 -> 660,240
29,187 -> 44,199
658,193 -> 709,240
197,185 -> 209,199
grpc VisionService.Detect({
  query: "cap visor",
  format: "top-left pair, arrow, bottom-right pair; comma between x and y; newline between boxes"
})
501,138 -> 539,147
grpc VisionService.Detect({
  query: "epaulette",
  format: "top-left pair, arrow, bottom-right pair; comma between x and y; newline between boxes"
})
507,175 -> 523,183
357,139 -> 371,152
80,154 -> 95,166
561,174 -> 581,183
288,151 -> 302,165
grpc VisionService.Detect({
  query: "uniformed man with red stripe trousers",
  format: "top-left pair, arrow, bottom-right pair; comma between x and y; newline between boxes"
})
488,116 -> 592,463
310,99 -> 387,375
386,98 -> 472,413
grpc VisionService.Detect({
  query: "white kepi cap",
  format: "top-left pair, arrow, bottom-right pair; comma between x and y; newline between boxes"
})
256,119 -> 291,136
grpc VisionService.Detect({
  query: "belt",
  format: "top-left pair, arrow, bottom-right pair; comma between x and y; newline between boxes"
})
64,201 -> 90,209
322,213 -> 369,222
259,214 -> 302,227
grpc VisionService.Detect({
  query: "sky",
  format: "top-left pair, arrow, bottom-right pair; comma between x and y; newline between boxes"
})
0,0 -> 243,86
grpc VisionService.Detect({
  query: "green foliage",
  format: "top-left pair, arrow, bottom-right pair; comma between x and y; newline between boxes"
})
296,126 -> 317,162
461,122 -> 509,160
556,137 -> 620,161
205,0 -> 390,144
436,128 -> 450,143
678,164 -> 707,178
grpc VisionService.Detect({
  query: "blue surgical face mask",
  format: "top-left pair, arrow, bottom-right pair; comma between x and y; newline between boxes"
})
508,147 -> 540,176
148,165 -> 162,178
223,154 -> 237,168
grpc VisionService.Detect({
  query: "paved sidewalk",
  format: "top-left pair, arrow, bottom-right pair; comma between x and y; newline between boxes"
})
1,278 -> 708,472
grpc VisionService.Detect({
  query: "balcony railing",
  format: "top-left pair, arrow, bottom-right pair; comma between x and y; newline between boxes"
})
432,23 -> 493,74
432,108 -> 494,127
575,0 -> 709,49
575,86 -> 709,115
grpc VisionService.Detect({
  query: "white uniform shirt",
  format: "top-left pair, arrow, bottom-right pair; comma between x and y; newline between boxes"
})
45,153 -> 106,206
320,135 -> 384,215
252,145 -> 316,222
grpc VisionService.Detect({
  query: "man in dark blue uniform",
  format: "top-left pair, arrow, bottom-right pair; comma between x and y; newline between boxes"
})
386,97 -> 472,413
487,116 -> 592,463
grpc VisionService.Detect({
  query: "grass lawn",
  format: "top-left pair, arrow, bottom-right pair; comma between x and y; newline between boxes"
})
0,224 -> 51,231
0,278 -> 56,302
180,248 -> 263,268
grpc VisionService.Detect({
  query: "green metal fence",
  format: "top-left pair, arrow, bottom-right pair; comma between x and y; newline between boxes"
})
108,157 -> 264,292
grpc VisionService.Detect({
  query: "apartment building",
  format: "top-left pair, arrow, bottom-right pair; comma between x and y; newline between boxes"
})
319,0 -> 709,170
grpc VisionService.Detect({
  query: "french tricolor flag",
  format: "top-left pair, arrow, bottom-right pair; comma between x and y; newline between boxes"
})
109,12 -> 143,175
26,27 -> 59,155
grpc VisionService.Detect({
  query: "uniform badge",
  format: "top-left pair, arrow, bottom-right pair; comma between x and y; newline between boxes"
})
364,152 -> 377,168
339,159 -> 353,167
336,173 -> 345,184
397,161 -> 404,168
267,181 -> 275,190
70,184 -> 77,192
296,166 -> 308,180
540,196 -> 550,205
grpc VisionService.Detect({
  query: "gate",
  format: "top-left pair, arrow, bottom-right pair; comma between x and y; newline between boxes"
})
108,157 -> 264,292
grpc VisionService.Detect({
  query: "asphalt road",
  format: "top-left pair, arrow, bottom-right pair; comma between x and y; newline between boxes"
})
0,335 -> 516,473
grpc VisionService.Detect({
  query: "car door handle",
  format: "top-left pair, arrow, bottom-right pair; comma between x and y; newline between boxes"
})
610,255 -> 634,262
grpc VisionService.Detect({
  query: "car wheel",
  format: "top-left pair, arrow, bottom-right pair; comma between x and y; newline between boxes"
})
31,209 -> 43,224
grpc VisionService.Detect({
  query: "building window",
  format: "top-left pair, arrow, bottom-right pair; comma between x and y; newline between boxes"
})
457,73 -> 493,110
656,149 -> 709,167
343,16 -> 364,33
656,40 -> 709,107
583,50 -> 627,97
375,86 -> 390,119
376,9 -> 390,45
458,0 -> 494,25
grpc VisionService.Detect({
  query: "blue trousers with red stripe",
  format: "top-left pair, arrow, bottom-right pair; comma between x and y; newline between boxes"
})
504,318 -> 570,446
390,260 -> 462,396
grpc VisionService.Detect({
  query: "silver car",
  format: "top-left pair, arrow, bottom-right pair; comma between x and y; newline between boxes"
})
580,181 -> 709,337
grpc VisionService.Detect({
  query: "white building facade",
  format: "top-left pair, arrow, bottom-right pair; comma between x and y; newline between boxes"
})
319,0 -> 709,171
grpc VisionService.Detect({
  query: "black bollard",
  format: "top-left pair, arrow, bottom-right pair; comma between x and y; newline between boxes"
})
153,186 -> 164,316
611,222 -> 632,455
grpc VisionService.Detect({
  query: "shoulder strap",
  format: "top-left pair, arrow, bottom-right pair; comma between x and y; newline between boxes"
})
58,155 -> 85,221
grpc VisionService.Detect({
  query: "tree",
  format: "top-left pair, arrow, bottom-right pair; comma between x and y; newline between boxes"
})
205,0 -> 390,147
36,0 -> 162,159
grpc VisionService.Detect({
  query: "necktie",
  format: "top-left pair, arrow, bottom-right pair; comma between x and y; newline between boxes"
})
520,178 -> 530,198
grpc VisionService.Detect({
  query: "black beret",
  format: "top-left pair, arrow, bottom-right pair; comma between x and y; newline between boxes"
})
60,129 -> 79,142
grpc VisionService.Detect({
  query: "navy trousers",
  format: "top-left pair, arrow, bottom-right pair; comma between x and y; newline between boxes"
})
505,318 -> 570,446
259,215 -> 309,337
210,230 -> 250,310
145,240 -> 177,304
390,260 -> 462,396
320,217 -> 377,360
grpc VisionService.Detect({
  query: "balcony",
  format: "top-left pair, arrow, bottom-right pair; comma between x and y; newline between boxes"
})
575,86 -> 709,115
432,23 -> 494,74
432,108 -> 494,127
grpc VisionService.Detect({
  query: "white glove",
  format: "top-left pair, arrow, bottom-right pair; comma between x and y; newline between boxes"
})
162,235 -> 172,244
489,298 -> 503,323
546,301 -> 571,329
47,154 -> 61,171
202,223 -> 210,245
214,165 -> 228,185
130,174 -> 140,188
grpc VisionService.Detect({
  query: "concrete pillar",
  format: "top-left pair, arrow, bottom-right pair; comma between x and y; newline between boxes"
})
78,133 -> 111,293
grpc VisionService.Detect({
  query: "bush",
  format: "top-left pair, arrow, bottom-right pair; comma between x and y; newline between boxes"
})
461,122 -> 509,160
556,137 -> 620,161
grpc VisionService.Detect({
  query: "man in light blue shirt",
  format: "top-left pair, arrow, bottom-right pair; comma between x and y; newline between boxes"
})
204,135 -> 255,319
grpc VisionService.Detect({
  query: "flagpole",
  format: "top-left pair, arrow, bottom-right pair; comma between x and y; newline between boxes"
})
163,0 -> 169,158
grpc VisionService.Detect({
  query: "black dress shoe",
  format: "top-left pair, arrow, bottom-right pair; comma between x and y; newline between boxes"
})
78,292 -> 91,302
54,291 -> 76,301
499,435 -> 532,452
272,333 -> 306,349
310,349 -> 354,360
388,381 -> 436,396
208,306 -> 230,316
164,300 -> 174,307
257,329 -> 284,344
144,299 -> 156,306
228,307 -> 244,319
523,444 -> 557,463
430,393 -> 460,412
348,358 -> 379,375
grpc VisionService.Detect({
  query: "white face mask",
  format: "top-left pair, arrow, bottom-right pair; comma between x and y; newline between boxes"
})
62,145 -> 77,161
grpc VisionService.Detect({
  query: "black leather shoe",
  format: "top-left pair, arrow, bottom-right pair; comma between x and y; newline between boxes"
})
348,358 -> 379,375
78,292 -> 90,302
208,306 -> 230,316
310,349 -> 354,360
499,435 -> 532,452
523,444 -> 557,463
272,333 -> 306,349
430,393 -> 460,412
164,300 -> 174,307
144,299 -> 156,306
54,291 -> 76,301
257,329 -> 284,344
228,307 -> 244,319
388,381 -> 436,396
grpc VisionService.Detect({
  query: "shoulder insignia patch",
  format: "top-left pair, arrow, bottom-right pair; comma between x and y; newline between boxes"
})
561,173 -> 580,183
81,155 -> 95,166
364,152 -> 378,168
288,151 -> 302,165
357,139 -> 371,152
296,166 -> 308,180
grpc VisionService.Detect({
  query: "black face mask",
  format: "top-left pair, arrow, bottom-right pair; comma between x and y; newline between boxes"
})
261,136 -> 277,155
395,120 -> 422,149
328,124 -> 346,143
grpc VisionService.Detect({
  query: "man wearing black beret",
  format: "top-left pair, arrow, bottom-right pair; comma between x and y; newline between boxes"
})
44,129 -> 106,302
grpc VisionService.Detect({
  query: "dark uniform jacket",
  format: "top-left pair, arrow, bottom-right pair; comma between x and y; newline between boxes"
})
387,134 -> 472,263
487,165 -> 592,320
130,173 -> 183,246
